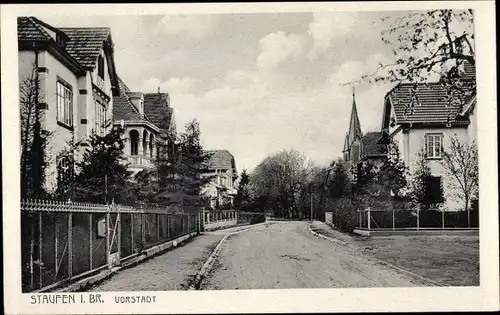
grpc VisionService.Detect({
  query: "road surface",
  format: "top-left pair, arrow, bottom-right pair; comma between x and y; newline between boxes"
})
202,221 -> 425,289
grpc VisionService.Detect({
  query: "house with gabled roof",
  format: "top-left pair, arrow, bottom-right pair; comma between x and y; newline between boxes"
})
202,150 -> 238,209
342,89 -> 387,181
18,16 -> 119,193
113,78 -> 177,174
380,62 -> 477,211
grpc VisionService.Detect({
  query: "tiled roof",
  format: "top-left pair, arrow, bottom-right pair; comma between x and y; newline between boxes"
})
387,82 -> 474,124
387,61 -> 476,125
17,17 -> 52,42
144,93 -> 173,131
58,27 -> 110,69
204,150 -> 237,174
462,62 -> 476,82
113,77 -> 147,122
361,132 -> 386,157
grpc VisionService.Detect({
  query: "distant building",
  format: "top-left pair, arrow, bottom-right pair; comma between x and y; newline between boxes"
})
380,62 -> 477,211
202,150 -> 238,209
18,16 -> 119,192
113,79 -> 176,175
341,89 -> 386,181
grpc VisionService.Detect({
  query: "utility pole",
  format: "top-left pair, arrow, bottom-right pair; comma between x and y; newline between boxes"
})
310,186 -> 313,221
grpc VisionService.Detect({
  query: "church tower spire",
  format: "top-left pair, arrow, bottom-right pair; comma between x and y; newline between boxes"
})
347,86 -> 362,145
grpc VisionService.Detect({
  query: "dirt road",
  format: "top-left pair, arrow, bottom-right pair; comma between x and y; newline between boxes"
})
202,221 -> 426,289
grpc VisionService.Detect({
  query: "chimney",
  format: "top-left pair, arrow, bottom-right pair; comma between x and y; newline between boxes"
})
126,92 -> 145,116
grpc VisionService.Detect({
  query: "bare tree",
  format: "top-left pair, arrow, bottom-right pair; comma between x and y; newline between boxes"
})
440,134 -> 478,227
250,149 -> 313,219
20,63 -> 51,198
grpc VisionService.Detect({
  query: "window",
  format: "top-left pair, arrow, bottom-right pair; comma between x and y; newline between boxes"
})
425,133 -> 443,159
56,34 -> 66,49
56,80 -> 73,127
97,55 -> 105,79
130,130 -> 139,155
57,155 -> 74,191
94,100 -> 107,136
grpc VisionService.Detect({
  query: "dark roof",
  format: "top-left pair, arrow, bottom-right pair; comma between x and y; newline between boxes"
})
17,16 -> 53,42
143,93 -> 173,131
387,82 -> 474,124
462,62 -> 476,82
361,132 -> 387,157
58,27 -> 111,69
112,77 -> 147,122
17,17 -> 85,75
204,150 -> 237,174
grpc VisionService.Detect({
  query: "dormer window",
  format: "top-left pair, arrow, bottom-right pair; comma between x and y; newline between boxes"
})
56,34 -> 66,49
98,55 -> 105,79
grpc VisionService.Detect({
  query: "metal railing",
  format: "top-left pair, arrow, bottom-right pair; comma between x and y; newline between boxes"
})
201,210 -> 266,231
356,208 -> 479,231
128,155 -> 152,167
21,199 -> 199,293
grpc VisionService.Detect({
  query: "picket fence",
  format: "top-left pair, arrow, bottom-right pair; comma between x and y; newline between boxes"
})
21,199 -> 199,293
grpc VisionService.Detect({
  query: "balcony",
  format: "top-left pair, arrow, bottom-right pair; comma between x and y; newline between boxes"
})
128,155 -> 153,169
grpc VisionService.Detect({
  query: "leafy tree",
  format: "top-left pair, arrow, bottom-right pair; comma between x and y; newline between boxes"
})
138,119 -> 213,209
440,134 -> 478,227
327,159 -> 351,199
52,131 -> 78,201
409,149 -> 445,211
350,10 -> 476,119
71,125 -> 136,205
234,169 -> 251,210
361,9 -> 475,84
20,64 -> 51,198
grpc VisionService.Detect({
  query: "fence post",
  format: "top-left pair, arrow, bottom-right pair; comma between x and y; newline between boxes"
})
105,210 -> 110,266
30,217 -> 35,291
156,214 -> 160,241
54,214 -> 59,278
417,209 -> 420,231
89,213 -> 93,270
131,214 -> 135,254
141,213 -> 145,247
117,210 -> 121,262
68,213 -> 73,279
38,211 -> 43,288
442,209 -> 445,230
392,209 -> 395,231
367,209 -> 371,231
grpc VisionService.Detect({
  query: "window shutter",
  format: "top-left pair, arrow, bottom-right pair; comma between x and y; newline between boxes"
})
424,134 -> 428,158
440,135 -> 444,156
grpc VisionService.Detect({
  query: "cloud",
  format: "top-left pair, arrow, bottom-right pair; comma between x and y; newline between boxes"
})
157,15 -> 220,39
307,12 -> 358,60
327,53 -> 393,86
138,77 -> 199,94
257,31 -> 303,71
161,54 -> 393,171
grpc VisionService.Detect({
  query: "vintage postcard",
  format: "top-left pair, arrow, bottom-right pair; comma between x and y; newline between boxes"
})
2,1 -> 498,314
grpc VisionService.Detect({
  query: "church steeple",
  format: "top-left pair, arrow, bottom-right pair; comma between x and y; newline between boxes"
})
347,86 -> 363,146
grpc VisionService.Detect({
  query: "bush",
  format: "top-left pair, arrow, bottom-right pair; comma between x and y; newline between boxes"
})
329,197 -> 358,232
237,211 -> 265,225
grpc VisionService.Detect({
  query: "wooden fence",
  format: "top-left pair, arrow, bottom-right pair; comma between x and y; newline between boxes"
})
21,199 -> 199,293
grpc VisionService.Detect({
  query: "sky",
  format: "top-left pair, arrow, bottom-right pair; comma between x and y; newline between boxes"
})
41,11 -> 404,172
